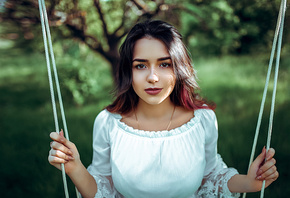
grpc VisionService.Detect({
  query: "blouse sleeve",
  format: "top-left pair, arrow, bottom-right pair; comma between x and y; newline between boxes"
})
195,110 -> 240,198
86,110 -> 123,198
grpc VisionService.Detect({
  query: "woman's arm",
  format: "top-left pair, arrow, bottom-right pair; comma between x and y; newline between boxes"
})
48,131 -> 98,198
228,147 -> 279,193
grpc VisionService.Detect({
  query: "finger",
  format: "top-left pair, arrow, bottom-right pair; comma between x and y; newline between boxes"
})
257,158 -> 276,176
50,132 -> 74,149
252,146 -> 266,168
60,129 -> 64,137
266,148 -> 275,161
48,155 -> 68,165
264,171 -> 279,188
50,131 -> 67,143
50,141 -> 73,156
50,149 -> 74,161
50,132 -> 63,142
256,164 -> 277,180
264,170 -> 279,181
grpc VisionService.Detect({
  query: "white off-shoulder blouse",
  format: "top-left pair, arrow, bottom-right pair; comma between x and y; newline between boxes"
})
87,108 -> 240,198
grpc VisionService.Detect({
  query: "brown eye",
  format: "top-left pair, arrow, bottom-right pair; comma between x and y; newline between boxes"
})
160,63 -> 171,68
135,64 -> 147,69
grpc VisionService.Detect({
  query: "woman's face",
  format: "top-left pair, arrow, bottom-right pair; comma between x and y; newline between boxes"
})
132,37 -> 176,106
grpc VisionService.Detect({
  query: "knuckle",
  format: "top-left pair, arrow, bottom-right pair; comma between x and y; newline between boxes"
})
260,167 -> 265,172
52,149 -> 57,156
61,145 -> 67,151
48,156 -> 54,164
260,173 -> 265,179
270,166 -> 276,172
65,148 -> 71,154
51,141 -> 56,148
270,148 -> 275,154
49,149 -> 54,156
55,150 -> 62,157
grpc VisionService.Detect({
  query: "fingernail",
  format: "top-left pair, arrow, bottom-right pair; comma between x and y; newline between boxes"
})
69,156 -> 74,160
68,150 -> 73,155
256,176 -> 262,180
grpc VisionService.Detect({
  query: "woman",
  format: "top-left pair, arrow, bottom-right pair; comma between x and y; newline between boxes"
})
48,20 -> 278,198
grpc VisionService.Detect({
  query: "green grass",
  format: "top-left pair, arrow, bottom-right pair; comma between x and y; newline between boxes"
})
0,48 -> 289,197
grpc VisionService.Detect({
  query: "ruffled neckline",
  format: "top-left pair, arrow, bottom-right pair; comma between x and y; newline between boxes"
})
111,109 -> 203,138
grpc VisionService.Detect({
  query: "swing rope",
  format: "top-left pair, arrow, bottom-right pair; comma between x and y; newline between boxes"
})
242,0 -> 287,198
38,0 -> 80,197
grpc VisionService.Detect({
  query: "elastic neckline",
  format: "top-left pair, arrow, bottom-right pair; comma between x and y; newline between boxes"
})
112,109 -> 203,138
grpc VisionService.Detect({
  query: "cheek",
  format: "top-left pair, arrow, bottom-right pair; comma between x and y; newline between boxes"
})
132,72 -> 142,90
168,73 -> 176,88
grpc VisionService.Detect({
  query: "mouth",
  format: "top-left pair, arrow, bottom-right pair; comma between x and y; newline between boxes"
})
145,88 -> 163,95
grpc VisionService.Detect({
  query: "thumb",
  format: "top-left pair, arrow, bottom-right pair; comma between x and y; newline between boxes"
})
58,129 -> 66,143
51,130 -> 69,146
252,146 -> 266,167
60,129 -> 64,137
59,130 -> 75,150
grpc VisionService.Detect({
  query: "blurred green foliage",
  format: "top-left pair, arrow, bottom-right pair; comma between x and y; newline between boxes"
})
54,41 -> 114,106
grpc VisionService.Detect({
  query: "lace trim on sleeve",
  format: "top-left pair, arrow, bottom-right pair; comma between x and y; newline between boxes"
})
195,154 -> 240,198
88,174 -> 123,198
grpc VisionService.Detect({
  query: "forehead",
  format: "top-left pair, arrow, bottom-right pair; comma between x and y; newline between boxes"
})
133,38 -> 170,60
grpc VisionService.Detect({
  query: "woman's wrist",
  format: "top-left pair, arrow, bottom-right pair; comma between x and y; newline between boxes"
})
228,174 -> 252,193
67,161 -> 98,198
67,159 -> 85,178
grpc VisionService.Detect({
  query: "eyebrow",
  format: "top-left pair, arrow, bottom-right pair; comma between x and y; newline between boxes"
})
132,56 -> 171,62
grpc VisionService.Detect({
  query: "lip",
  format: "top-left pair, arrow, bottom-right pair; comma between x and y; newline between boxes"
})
145,88 -> 162,95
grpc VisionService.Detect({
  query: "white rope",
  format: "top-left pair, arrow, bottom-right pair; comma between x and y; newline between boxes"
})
39,0 -> 70,142
38,0 -> 80,197
242,0 -> 287,197
260,0 -> 286,196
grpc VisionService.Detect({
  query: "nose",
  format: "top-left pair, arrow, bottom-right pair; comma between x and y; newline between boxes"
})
147,67 -> 159,83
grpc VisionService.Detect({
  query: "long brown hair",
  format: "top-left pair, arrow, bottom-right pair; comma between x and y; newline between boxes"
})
106,20 -> 215,114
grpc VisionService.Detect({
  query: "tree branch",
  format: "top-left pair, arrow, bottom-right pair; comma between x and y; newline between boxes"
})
170,4 -> 207,28
93,0 -> 109,39
131,0 -> 149,12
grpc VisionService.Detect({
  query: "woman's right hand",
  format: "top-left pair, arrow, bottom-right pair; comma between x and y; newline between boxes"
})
48,130 -> 81,175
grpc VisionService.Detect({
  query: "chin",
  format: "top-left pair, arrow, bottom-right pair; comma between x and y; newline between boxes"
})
141,98 -> 168,106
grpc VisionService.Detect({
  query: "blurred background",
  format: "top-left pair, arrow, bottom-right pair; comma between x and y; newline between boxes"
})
0,0 -> 289,197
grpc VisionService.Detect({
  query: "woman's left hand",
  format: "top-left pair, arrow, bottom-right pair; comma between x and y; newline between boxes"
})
246,146 -> 279,191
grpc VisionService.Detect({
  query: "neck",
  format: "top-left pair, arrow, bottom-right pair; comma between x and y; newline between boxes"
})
135,98 -> 175,120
